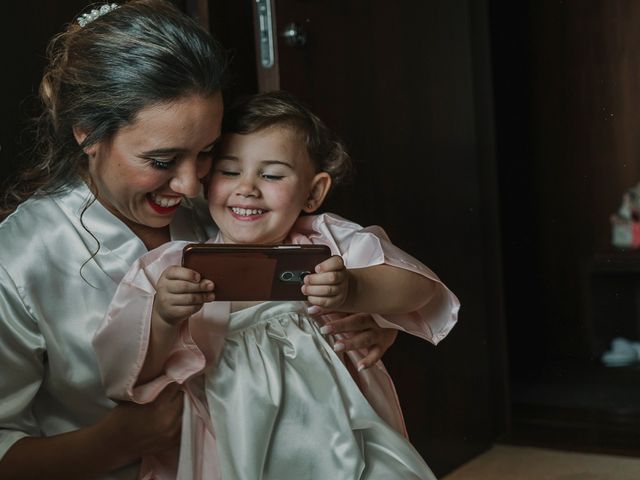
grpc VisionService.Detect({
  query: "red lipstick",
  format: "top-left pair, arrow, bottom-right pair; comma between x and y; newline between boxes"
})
147,196 -> 181,215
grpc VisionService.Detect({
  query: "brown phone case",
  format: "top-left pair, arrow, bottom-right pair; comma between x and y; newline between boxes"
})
181,244 -> 332,301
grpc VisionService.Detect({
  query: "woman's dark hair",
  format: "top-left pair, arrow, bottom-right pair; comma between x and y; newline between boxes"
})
221,91 -> 353,189
1,0 -> 227,218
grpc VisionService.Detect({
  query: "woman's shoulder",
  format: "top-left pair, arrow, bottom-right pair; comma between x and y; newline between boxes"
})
0,186 -> 86,267
0,190 -> 80,235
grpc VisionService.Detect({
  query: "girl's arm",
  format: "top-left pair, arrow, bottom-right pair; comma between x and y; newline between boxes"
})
94,242 -> 215,403
139,265 -> 214,384
296,213 -> 459,345
304,257 -> 436,315
343,264 -> 436,314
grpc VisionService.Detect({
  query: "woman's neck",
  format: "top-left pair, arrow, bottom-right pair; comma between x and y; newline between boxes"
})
131,223 -> 171,250
115,214 -> 170,250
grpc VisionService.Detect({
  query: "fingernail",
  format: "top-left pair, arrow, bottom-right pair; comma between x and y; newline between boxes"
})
357,364 -> 366,372
320,325 -> 332,335
307,305 -> 321,315
333,342 -> 345,352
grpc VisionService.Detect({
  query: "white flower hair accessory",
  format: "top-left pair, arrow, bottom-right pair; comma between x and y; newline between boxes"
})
77,3 -> 120,27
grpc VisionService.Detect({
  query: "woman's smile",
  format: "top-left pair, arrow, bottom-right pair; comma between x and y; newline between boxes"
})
147,192 -> 183,214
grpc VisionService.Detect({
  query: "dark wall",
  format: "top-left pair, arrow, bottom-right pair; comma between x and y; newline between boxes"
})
490,1 -> 640,373
1,2 -> 90,184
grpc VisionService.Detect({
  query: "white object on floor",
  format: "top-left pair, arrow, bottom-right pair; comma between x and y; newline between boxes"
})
601,337 -> 640,367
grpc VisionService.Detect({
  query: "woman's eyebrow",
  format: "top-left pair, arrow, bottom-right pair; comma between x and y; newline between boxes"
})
140,147 -> 187,156
142,141 -> 217,156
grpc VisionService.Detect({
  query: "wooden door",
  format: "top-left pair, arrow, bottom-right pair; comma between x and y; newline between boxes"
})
236,0 -> 508,476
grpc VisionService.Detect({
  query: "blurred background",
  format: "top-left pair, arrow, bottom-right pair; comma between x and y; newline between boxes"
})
3,1 -> 640,477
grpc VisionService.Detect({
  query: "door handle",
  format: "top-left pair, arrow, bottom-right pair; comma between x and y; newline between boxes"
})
255,0 -> 275,68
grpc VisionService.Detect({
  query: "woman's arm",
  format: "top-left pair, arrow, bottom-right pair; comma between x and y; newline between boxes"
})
0,384 -> 183,480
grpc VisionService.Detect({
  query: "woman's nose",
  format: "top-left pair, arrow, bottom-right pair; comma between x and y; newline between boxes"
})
170,160 -> 201,198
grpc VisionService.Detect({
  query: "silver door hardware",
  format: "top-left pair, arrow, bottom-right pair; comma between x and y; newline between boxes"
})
255,0 -> 275,68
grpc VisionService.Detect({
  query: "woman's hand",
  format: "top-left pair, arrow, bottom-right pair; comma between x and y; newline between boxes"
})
318,312 -> 398,370
102,383 -> 184,461
0,384 -> 185,479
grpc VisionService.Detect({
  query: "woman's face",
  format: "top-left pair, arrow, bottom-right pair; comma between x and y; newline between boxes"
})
208,126 -> 331,245
83,92 -> 223,231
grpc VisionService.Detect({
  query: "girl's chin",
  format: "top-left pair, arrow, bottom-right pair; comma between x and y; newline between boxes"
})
222,231 -> 285,245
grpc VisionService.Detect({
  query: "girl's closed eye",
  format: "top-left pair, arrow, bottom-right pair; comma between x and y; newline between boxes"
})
261,173 -> 285,181
260,165 -> 289,181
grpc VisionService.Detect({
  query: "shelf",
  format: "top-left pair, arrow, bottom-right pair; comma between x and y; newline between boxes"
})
590,250 -> 640,273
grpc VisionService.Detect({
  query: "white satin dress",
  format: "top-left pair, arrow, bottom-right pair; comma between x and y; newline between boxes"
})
208,301 -> 435,479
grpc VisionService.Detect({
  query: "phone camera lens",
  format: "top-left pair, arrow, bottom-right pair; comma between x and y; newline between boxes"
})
280,271 -> 294,281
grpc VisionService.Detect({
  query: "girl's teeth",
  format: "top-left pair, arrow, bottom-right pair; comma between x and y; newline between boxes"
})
232,207 -> 264,216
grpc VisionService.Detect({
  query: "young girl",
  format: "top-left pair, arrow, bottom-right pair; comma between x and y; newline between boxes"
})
94,91 -> 459,479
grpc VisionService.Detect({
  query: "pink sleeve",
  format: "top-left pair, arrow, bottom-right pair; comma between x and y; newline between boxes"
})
290,213 -> 460,344
92,241 -> 207,403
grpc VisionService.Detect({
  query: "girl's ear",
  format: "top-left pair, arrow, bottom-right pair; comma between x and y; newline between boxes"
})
72,126 -> 98,157
303,172 -> 332,213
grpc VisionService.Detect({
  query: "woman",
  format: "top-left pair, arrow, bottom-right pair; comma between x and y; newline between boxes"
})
0,2 -> 448,478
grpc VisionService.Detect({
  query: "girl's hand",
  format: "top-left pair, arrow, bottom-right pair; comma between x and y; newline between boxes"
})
301,255 -> 350,309
318,312 -> 399,370
154,266 -> 215,326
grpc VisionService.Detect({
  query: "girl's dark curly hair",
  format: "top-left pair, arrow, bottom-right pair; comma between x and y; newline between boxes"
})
221,90 -> 353,190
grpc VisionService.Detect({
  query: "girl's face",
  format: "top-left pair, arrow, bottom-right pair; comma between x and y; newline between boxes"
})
79,92 -> 224,233
208,126 -> 331,244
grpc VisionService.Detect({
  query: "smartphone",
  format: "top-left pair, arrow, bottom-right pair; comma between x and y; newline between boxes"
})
181,244 -> 332,301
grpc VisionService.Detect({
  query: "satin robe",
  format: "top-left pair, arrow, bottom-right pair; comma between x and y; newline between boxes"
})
0,182 -> 218,479
94,213 -> 460,479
